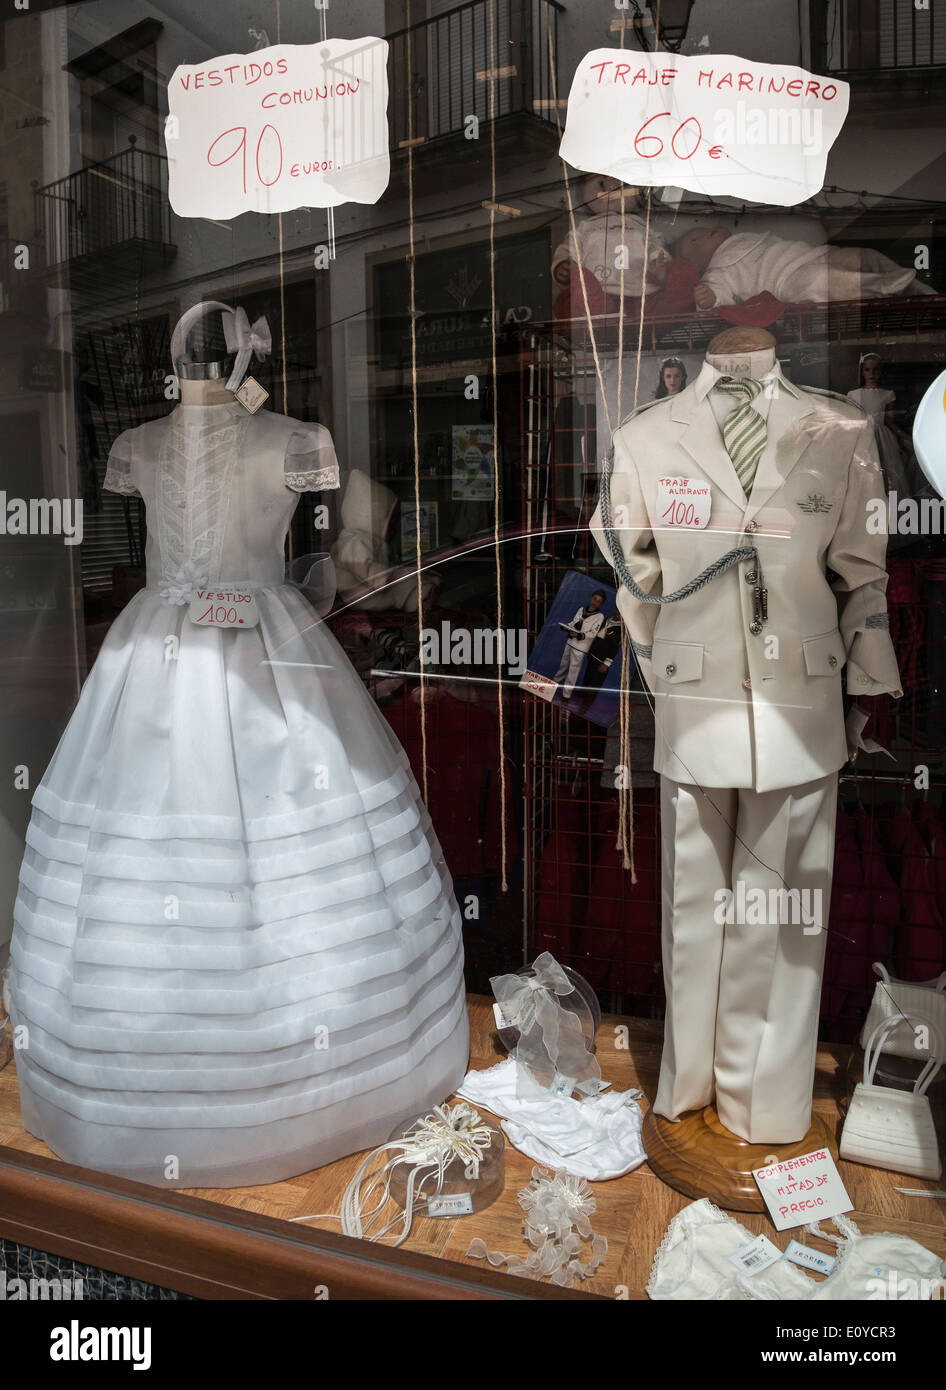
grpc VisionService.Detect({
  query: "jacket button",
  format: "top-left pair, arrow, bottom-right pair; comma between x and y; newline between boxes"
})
745,520 -> 758,533
665,663 -> 676,677
828,655 -> 838,668
743,678 -> 752,690
749,621 -> 763,635
745,570 -> 757,584
857,674 -> 869,685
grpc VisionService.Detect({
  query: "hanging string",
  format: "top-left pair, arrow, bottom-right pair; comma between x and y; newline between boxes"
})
276,0 -> 287,414
547,17 -> 651,875
548,26 -> 612,441
405,0 -> 429,803
277,213 -> 288,416
487,0 -> 508,893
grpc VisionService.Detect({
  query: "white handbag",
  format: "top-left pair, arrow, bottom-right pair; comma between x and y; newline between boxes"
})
858,963 -> 946,1060
840,1015 -> 943,1181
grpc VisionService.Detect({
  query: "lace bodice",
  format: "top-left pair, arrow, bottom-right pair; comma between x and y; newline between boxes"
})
104,402 -> 339,590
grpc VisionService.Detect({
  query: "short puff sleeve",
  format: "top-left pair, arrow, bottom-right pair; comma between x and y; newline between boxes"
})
103,435 -> 140,497
285,425 -> 340,493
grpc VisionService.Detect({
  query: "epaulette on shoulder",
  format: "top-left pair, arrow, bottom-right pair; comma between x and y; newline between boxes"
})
799,383 -> 865,413
613,396 -> 667,432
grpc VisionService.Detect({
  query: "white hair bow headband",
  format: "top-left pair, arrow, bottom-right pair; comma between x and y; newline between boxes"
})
170,300 -> 272,393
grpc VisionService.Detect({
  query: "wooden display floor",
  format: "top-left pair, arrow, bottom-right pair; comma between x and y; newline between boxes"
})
1,996 -> 944,1299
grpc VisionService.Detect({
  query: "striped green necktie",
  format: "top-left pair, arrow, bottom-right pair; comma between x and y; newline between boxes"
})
715,376 -> 766,494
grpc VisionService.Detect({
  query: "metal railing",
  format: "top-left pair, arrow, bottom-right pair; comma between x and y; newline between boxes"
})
387,0 -> 564,149
814,0 -> 946,72
35,141 -> 172,268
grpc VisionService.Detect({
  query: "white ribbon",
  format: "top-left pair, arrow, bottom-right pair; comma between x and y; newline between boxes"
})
223,306 -> 273,389
325,1103 -> 494,1247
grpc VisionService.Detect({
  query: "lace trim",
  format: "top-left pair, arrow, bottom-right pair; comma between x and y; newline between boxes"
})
103,467 -> 139,497
285,466 -> 339,492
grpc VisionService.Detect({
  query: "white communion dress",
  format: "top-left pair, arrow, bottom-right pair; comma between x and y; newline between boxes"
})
9,401 -> 469,1188
846,386 -> 920,499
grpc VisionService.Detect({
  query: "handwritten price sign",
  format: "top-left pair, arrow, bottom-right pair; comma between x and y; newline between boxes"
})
165,39 -> 389,218
753,1149 -> 852,1231
559,51 -> 849,206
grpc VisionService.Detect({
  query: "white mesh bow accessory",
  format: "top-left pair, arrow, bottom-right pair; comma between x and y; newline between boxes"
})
467,1165 -> 607,1289
170,301 -> 272,393
222,306 -> 273,386
491,952 -> 601,1100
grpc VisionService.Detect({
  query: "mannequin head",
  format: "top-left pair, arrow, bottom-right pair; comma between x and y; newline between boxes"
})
676,226 -> 731,273
860,353 -> 883,388
656,357 -> 687,398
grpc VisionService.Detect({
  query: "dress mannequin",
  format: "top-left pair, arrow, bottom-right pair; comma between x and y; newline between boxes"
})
592,324 -> 901,1206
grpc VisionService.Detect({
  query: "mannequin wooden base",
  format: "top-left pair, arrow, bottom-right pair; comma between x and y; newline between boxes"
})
642,1104 -> 838,1212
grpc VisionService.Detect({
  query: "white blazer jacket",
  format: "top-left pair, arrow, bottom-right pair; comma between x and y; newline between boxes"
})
589,363 -> 903,792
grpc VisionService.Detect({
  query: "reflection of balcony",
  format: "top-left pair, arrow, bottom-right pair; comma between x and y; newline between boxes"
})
35,140 -> 175,285
811,0 -> 946,76
387,0 -> 564,164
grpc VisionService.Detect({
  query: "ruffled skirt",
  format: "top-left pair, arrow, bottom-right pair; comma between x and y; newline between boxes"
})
9,584 -> 469,1188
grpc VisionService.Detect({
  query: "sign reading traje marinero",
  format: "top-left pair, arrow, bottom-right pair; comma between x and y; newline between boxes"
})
165,39 -> 390,218
559,51 -> 850,206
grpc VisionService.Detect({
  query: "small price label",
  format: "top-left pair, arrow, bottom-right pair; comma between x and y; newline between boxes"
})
189,588 -> 260,629
730,1234 -> 783,1276
427,1192 -> 474,1218
234,376 -> 269,414
492,1002 -> 516,1032
784,1239 -> 836,1275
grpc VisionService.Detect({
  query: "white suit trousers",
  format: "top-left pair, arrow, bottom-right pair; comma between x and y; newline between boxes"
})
654,773 -> 838,1144
554,644 -> 587,699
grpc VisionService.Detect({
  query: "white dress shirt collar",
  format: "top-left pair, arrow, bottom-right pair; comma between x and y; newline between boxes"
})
694,354 -> 800,421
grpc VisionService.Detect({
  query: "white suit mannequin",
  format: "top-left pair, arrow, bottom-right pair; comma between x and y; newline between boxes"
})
591,336 -> 902,1142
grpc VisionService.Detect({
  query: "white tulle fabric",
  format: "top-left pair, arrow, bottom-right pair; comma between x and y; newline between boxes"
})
10,402 -> 469,1189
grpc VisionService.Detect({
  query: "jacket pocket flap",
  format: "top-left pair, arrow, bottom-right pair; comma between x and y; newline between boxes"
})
803,630 -> 845,676
652,639 -> 704,683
